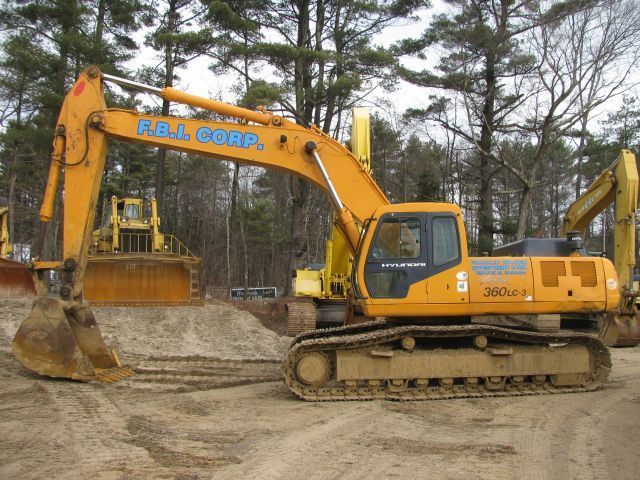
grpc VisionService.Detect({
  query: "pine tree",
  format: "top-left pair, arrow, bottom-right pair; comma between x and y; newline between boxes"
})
398,0 -> 555,253
207,1 -> 428,293
141,0 -> 212,217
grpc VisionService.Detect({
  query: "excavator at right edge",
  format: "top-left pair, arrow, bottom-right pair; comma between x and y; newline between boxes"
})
12,67 -> 619,399
493,150 -> 639,347
562,149 -> 639,346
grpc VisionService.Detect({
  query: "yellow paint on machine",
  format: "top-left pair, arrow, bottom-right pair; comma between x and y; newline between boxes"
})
84,254 -> 202,306
362,256 -> 618,318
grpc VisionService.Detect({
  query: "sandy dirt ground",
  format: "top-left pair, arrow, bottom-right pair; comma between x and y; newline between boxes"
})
1,298 -> 640,480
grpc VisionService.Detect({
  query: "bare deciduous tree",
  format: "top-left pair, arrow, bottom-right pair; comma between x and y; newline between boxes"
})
512,0 -> 640,238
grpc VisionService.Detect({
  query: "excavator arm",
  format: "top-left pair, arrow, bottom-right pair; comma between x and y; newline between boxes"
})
43,68 -> 387,293
561,149 -> 639,345
13,67 -> 388,381
562,149 -> 638,289
1,207 -> 10,258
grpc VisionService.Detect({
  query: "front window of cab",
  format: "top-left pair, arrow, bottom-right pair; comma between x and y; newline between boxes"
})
124,203 -> 140,220
371,216 -> 421,259
366,216 -> 421,299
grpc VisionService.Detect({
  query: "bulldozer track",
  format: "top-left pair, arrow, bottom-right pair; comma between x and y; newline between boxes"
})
283,322 -> 611,401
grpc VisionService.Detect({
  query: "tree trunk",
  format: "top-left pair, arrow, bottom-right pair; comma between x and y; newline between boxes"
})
156,100 -> 171,216
476,50 -> 497,254
574,113 -> 589,199
285,176 -> 309,295
285,0 -> 312,295
7,166 -> 16,256
515,183 -> 533,239
156,0 -> 177,217
225,210 -> 231,296
95,0 -> 106,44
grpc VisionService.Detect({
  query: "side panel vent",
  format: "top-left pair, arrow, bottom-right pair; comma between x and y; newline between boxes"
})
571,261 -> 597,287
540,261 -> 566,287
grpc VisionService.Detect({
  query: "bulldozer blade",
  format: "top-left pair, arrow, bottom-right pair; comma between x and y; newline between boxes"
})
84,254 -> 203,306
0,258 -> 35,298
613,314 -> 640,347
12,298 -> 128,381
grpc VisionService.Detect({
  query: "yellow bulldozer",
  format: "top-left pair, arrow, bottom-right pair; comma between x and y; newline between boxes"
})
11,67 -> 621,399
84,195 -> 203,306
0,206 -> 35,298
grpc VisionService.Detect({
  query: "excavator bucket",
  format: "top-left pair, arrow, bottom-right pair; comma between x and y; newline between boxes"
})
0,258 -> 36,298
84,254 -> 202,306
614,315 -> 640,347
12,297 -> 134,382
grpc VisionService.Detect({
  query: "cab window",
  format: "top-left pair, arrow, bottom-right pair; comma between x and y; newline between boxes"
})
432,216 -> 459,266
371,216 -> 421,259
124,204 -> 139,220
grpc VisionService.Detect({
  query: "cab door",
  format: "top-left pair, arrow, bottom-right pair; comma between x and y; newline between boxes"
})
426,212 -> 468,304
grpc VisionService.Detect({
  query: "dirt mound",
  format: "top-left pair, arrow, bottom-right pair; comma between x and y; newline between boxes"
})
95,302 -> 290,361
0,299 -> 290,361
0,299 -> 32,352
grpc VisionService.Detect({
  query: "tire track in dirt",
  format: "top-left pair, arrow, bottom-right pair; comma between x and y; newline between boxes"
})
215,406 -> 379,480
554,349 -> 640,480
511,348 -> 640,480
121,356 -> 283,392
33,381 -> 153,479
124,414 -> 244,470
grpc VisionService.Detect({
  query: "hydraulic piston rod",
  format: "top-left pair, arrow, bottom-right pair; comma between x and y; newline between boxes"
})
102,73 -> 273,125
305,141 -> 360,254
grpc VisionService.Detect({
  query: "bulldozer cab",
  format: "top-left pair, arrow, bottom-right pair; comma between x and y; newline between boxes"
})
117,198 -> 146,229
92,196 -> 161,254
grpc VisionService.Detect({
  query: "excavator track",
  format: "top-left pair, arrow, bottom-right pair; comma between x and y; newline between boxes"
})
283,322 -> 611,401
285,300 -> 317,336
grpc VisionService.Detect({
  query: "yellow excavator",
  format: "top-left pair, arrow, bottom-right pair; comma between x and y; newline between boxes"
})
286,108 -> 370,335
561,149 -> 639,346
84,195 -> 202,306
0,206 -> 36,298
12,67 -> 620,398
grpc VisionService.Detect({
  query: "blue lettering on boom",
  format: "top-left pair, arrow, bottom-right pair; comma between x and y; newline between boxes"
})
137,119 -> 264,150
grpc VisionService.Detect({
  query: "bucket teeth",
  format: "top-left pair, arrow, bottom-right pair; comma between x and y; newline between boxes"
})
95,366 -> 135,383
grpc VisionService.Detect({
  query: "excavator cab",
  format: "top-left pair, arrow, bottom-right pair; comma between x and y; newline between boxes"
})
354,202 -> 619,324
354,204 -> 467,313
